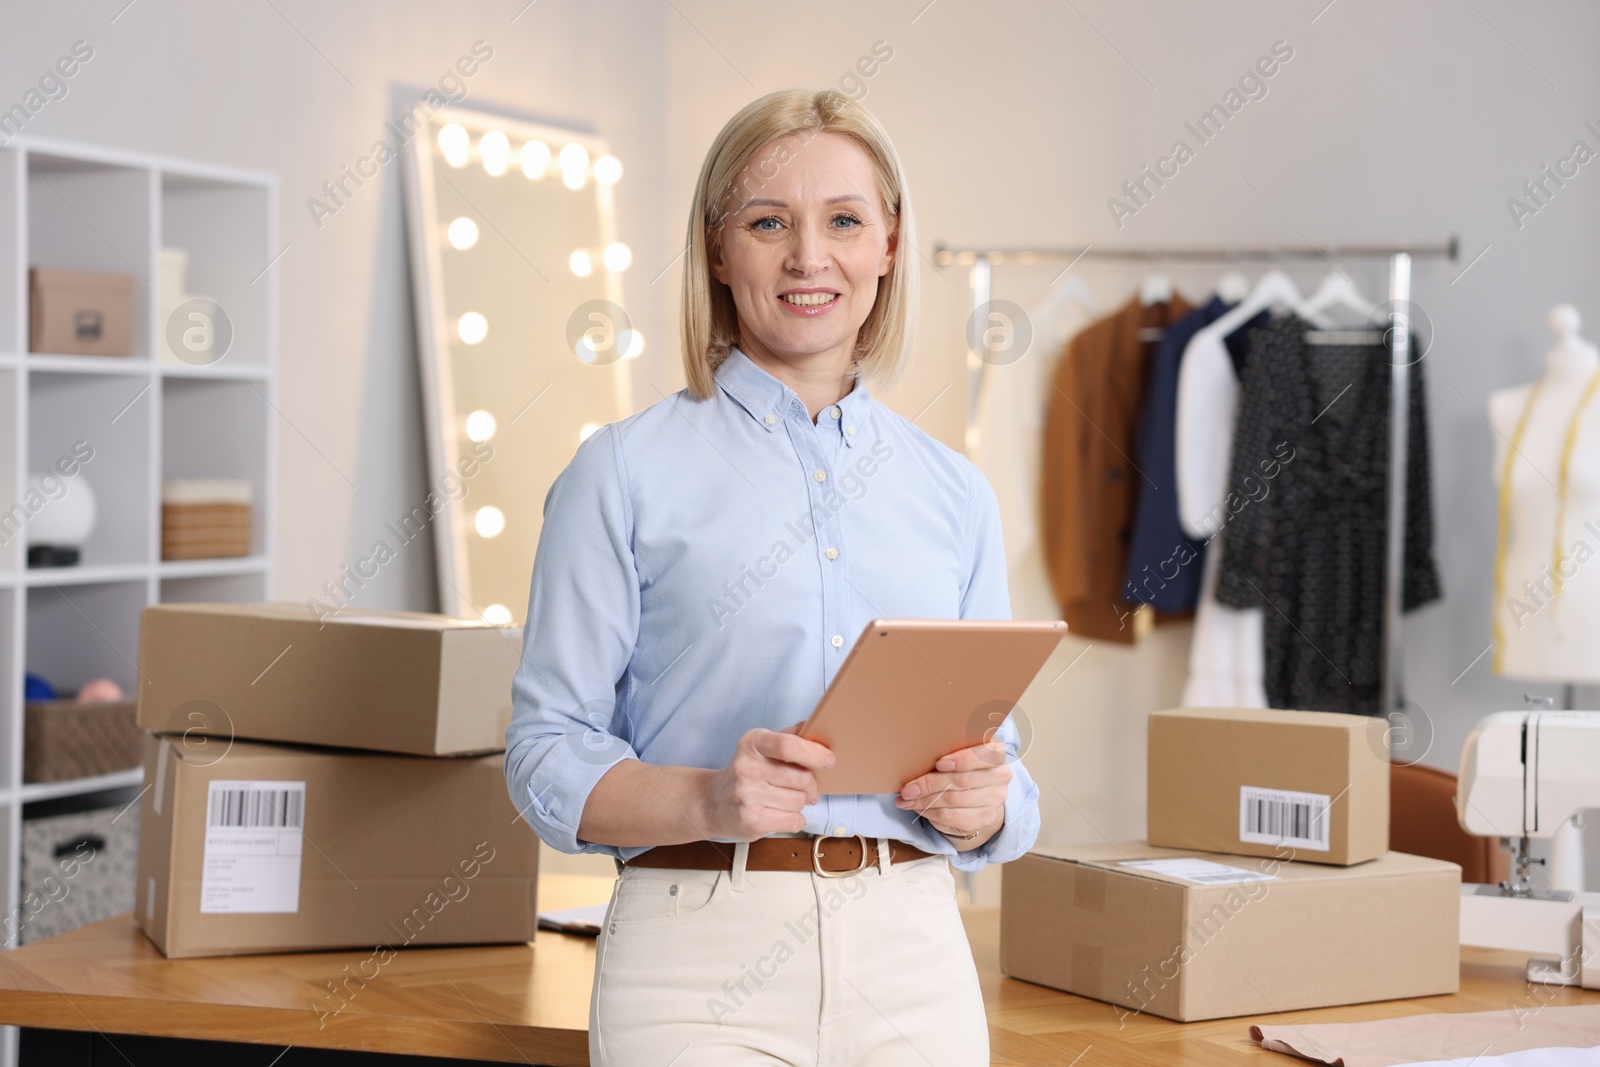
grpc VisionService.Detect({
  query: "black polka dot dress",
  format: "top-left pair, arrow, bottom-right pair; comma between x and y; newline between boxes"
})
1213,312 -> 1441,714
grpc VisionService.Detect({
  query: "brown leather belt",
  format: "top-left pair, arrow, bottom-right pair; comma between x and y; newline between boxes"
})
626,834 -> 933,878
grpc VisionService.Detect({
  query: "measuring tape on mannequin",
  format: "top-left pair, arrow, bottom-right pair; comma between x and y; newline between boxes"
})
1491,365 -> 1600,671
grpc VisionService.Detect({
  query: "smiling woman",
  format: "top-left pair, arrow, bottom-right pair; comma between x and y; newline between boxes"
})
681,89 -> 918,412
506,87 -> 1035,1066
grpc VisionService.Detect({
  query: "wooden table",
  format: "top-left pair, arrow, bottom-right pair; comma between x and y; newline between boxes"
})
0,872 -> 1593,1065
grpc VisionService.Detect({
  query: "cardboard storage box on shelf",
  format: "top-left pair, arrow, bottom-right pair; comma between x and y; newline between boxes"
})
1000,842 -> 1459,1022
136,602 -> 521,757
1148,707 -> 1390,866
20,787 -> 142,945
29,266 -> 136,356
136,734 -> 540,958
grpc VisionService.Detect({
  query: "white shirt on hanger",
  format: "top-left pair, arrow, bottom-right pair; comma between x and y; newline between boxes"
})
1173,326 -> 1267,708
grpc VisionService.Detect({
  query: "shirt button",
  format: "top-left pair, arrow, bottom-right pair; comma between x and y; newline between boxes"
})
831,634 -> 843,648
829,406 -> 841,420
763,413 -> 776,424
825,547 -> 839,560
845,424 -> 856,436
813,469 -> 827,483
833,825 -> 846,835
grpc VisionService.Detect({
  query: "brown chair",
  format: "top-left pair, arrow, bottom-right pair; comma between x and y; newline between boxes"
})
1390,761 -> 1510,884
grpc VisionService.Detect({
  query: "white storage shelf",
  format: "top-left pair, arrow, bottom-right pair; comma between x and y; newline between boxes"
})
0,135 -> 276,1062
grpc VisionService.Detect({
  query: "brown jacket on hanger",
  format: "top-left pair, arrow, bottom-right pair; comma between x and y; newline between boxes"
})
1041,293 -> 1194,643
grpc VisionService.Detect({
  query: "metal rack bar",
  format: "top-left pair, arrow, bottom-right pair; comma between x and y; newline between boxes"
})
934,238 -> 1459,266
954,239 -> 1454,724
1383,254 -> 1413,722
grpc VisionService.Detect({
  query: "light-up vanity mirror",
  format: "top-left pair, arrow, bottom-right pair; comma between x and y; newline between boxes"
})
404,106 -> 637,624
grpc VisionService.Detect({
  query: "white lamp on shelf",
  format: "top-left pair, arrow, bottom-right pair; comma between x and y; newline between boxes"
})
25,471 -> 97,567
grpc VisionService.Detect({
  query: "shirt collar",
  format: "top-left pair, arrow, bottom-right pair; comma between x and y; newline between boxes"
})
714,346 -> 872,447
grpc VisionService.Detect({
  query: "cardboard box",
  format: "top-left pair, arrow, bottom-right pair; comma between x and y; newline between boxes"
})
1148,707 -> 1390,866
1000,842 -> 1460,1022
135,734 -> 540,958
136,602 -> 522,756
29,266 -> 135,355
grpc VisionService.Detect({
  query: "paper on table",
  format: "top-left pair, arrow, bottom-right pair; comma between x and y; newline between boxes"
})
1251,1004 -> 1600,1067
536,902 -> 609,937
1405,1048 -> 1600,1067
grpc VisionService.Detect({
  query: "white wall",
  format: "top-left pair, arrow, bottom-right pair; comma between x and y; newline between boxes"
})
9,1 -> 1598,893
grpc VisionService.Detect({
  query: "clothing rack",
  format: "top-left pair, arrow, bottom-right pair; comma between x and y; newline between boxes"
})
937,238 -> 1460,720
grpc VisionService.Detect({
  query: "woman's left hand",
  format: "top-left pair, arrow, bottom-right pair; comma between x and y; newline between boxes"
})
893,739 -> 1010,840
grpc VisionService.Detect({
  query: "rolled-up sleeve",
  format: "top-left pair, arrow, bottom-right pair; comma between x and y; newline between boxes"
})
504,423 -> 641,857
948,463 -> 1042,873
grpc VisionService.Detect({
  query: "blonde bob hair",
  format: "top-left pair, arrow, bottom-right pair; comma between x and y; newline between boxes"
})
680,88 -> 918,400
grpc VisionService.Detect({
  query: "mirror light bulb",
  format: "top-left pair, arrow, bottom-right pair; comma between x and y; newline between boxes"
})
446,217 -> 479,250
438,123 -> 469,167
457,311 -> 488,345
579,422 -> 600,442
482,603 -> 512,625
479,130 -> 510,176
593,154 -> 623,186
559,143 -> 589,190
464,409 -> 497,442
558,142 -> 589,172
521,140 -> 551,179
569,250 -> 593,278
618,329 -> 645,361
475,506 -> 505,538
603,242 -> 632,272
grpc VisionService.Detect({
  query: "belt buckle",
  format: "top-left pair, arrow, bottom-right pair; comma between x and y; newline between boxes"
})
812,833 -> 871,878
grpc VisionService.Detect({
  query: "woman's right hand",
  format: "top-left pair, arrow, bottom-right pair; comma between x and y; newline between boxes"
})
702,723 -> 835,840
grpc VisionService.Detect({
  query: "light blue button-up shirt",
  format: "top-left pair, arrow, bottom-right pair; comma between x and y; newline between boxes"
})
504,346 -> 1041,873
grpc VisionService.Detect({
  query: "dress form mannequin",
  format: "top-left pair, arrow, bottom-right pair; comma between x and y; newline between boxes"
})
1488,305 -> 1600,682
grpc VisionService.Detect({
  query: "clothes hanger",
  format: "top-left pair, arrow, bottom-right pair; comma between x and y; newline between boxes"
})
1042,271 -> 1099,316
1216,270 -> 1251,304
1201,267 -> 1330,340
1301,269 -> 1378,320
1136,255 -> 1176,342
1139,272 -> 1173,307
1299,262 -> 1386,344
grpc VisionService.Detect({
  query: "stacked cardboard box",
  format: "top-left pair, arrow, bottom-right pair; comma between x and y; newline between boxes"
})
133,603 -> 537,959
1001,707 -> 1462,1021
1146,707 -> 1392,866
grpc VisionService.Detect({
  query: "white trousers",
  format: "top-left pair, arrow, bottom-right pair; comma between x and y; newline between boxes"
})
589,837 -> 990,1066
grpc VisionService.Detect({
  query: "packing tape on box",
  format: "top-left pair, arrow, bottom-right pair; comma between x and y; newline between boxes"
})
1074,867 -> 1106,912
153,742 -> 169,817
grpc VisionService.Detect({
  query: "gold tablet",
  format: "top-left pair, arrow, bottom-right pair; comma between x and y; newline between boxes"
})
797,618 -> 1067,795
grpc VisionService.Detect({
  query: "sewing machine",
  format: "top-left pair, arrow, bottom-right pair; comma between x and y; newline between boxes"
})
1456,709 -> 1600,988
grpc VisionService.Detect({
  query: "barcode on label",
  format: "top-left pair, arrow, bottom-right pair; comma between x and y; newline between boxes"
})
201,779 -> 306,914
1239,785 -> 1330,851
207,783 -> 305,829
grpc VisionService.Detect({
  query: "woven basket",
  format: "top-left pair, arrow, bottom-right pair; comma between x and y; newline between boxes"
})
23,699 -> 142,783
161,501 -> 250,559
